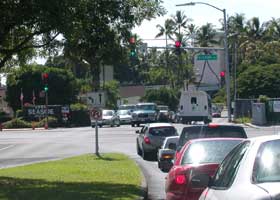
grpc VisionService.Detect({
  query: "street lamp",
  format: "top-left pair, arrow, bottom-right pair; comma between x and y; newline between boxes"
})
176,1 -> 232,122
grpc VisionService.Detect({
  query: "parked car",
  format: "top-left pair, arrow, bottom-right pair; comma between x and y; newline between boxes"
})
157,136 -> 179,172
177,124 -> 248,154
157,105 -> 170,122
131,102 -> 158,127
116,109 -> 132,124
93,109 -> 120,127
165,138 -> 244,200
136,123 -> 178,160
198,135 -> 280,200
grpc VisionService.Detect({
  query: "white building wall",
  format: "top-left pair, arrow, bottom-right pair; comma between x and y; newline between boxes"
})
194,50 -> 225,91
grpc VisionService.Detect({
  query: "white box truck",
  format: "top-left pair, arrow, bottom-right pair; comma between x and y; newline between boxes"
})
178,90 -> 212,124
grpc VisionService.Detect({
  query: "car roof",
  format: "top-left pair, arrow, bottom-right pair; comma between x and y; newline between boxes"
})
137,102 -> 156,105
147,122 -> 174,128
188,137 -> 245,143
245,135 -> 280,144
182,123 -> 244,128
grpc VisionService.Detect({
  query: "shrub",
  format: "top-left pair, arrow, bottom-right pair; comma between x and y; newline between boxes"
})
3,118 -> 31,128
36,116 -> 59,128
70,103 -> 90,127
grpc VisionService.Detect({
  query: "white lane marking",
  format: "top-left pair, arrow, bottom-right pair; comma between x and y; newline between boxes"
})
0,145 -> 15,151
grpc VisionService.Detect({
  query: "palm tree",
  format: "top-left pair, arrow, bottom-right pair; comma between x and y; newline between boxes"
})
185,23 -> 198,47
155,19 -> 175,51
263,17 -> 280,41
171,11 -> 191,36
196,23 -> 218,47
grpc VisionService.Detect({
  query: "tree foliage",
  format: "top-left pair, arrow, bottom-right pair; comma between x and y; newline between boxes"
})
141,87 -> 179,111
6,65 -> 78,111
237,64 -> 280,98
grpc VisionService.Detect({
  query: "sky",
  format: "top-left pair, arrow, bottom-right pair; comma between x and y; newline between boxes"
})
133,0 -> 280,47
35,0 -> 280,64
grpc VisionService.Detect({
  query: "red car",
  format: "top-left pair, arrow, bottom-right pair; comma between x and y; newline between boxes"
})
165,138 -> 244,200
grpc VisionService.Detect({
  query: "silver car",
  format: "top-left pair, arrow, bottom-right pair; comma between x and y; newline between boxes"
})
197,135 -> 280,200
157,136 -> 179,172
93,109 -> 120,127
136,123 -> 178,160
116,110 -> 132,124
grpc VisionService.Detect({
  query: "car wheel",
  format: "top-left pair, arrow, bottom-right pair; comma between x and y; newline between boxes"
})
142,147 -> 149,160
131,123 -> 135,127
137,123 -> 140,127
137,142 -> 142,156
99,124 -> 103,128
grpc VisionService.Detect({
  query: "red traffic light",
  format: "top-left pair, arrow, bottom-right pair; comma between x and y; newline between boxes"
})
175,41 -> 181,48
42,73 -> 48,79
220,71 -> 225,77
129,37 -> 135,44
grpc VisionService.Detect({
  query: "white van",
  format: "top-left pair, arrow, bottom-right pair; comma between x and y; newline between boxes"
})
178,90 -> 212,124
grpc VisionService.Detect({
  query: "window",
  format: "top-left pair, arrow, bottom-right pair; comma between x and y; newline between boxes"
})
211,141 -> 250,189
181,140 -> 242,165
149,127 -> 177,137
191,97 -> 197,104
253,139 -> 280,183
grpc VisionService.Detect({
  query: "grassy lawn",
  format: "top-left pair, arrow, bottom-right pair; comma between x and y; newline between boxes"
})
0,153 -> 142,200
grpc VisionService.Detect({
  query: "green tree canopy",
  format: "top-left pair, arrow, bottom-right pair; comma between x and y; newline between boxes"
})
237,64 -> 280,98
6,64 -> 78,111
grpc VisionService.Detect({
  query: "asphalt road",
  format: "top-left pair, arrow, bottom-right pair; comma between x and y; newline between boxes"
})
0,121 -> 280,200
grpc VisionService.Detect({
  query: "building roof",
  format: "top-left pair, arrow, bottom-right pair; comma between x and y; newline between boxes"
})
119,85 -> 145,98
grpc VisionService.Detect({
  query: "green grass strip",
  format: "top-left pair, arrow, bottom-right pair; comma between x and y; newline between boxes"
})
0,153 -> 142,200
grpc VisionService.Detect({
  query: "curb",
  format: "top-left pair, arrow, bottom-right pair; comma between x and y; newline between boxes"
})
1,128 -> 47,131
139,169 -> 148,200
244,123 -> 261,129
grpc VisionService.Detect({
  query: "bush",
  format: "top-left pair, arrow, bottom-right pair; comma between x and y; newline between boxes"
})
0,112 -> 12,123
3,118 -> 31,128
233,117 -> 251,124
70,103 -> 90,127
70,103 -> 88,111
36,116 -> 59,128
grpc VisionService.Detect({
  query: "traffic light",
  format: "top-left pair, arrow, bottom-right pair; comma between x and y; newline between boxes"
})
175,40 -> 181,55
42,73 -> 49,92
220,71 -> 225,87
129,36 -> 137,58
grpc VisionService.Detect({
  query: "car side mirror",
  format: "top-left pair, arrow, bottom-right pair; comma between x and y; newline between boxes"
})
190,174 -> 211,188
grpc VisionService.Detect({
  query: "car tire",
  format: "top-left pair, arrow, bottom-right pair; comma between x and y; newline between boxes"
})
142,147 -> 149,160
131,123 -> 135,127
137,142 -> 142,156
137,123 -> 140,127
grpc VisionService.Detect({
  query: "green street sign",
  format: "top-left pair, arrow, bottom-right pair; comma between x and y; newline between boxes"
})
197,54 -> 217,60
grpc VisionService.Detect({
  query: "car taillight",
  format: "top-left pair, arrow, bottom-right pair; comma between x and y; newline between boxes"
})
208,123 -> 219,128
144,136 -> 151,144
175,174 -> 186,185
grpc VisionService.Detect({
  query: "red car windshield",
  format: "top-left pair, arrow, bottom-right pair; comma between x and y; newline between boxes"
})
181,140 -> 242,165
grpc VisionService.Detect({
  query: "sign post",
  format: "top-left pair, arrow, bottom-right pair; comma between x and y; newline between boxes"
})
90,108 -> 102,156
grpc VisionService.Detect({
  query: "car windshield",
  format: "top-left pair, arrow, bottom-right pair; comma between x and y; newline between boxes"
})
136,104 -> 156,110
149,126 -> 177,137
181,140 -> 242,165
178,126 -> 247,149
117,110 -> 130,115
103,110 -> 114,116
253,139 -> 280,183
